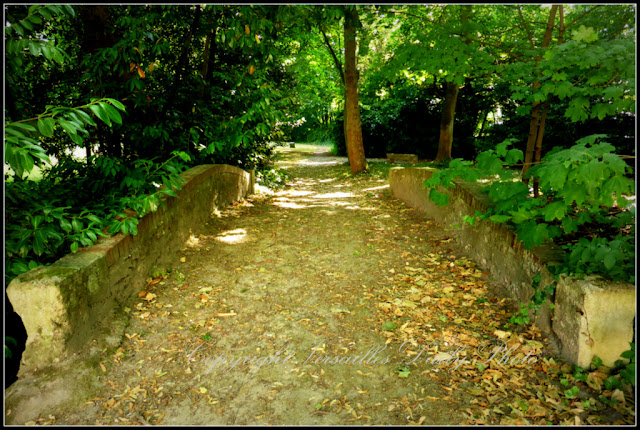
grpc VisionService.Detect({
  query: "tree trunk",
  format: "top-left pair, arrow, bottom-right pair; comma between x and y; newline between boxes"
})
433,5 -> 470,162
343,6 -> 367,173
532,99 -> 550,196
532,6 -> 565,197
435,81 -> 459,162
477,108 -> 490,138
201,9 -> 219,91
522,5 -> 558,179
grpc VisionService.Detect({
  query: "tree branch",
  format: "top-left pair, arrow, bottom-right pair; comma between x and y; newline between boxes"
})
518,6 -> 536,49
320,28 -> 345,85
565,6 -> 600,30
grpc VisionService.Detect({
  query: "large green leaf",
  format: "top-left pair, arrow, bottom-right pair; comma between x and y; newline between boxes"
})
37,117 -> 55,137
90,104 -> 112,126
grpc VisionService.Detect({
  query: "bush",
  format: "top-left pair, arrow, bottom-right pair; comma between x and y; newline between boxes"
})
426,135 -> 635,283
5,152 -> 190,284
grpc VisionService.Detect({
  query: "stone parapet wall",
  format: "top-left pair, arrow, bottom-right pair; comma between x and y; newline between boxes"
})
389,166 -> 635,367
7,164 -> 254,374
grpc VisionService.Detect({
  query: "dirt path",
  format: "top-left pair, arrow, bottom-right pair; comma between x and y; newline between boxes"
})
5,145 -> 634,425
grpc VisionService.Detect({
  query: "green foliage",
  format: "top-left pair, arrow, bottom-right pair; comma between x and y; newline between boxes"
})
5,152 -> 189,283
617,342 -> 635,387
256,167 -> 289,190
5,99 -> 126,179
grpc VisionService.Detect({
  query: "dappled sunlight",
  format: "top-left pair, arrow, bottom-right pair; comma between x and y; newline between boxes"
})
279,190 -> 316,197
311,192 -> 355,199
185,235 -> 201,247
363,184 -> 390,192
273,200 -> 313,210
214,228 -> 248,244
295,160 -> 344,166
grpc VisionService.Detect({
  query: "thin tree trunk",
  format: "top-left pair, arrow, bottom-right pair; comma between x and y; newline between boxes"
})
477,108 -> 490,138
320,29 -> 345,85
343,6 -> 366,173
522,5 -> 558,180
532,6 -> 565,197
435,81 -> 459,162
532,99 -> 550,196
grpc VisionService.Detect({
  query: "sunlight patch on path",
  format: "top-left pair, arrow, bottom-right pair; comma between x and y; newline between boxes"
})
311,192 -> 354,199
215,228 -> 248,244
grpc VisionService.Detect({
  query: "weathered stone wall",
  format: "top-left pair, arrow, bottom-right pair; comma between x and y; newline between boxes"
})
7,164 -> 254,374
389,166 -> 635,367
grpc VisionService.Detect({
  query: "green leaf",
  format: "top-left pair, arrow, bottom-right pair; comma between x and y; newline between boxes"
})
543,201 -> 568,222
476,151 -> 503,174
28,41 -> 41,56
104,98 -> 126,111
31,215 -> 44,228
556,81 -> 574,100
603,253 -> 617,271
9,122 -> 37,133
72,219 -> 83,232
89,104 -> 111,126
571,25 -> 598,43
381,322 -> 397,332
33,230 -> 46,256
75,109 -> 97,126
397,367 -> 410,378
505,149 -> 524,165
60,218 -> 73,232
56,118 -> 77,136
517,221 -> 549,249
101,102 -> 123,124
37,117 -> 55,137
86,230 -> 98,243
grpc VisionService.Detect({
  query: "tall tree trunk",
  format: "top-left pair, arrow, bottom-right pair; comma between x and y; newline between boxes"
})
532,6 -> 564,197
433,5 -> 470,162
200,9 -> 219,98
522,5 -> 558,180
343,6 -> 366,173
435,81 -> 459,162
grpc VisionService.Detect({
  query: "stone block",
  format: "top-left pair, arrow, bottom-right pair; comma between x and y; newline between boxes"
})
553,275 -> 636,367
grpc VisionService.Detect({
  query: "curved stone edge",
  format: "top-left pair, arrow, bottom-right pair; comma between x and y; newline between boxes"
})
389,166 -> 635,367
6,164 -> 253,375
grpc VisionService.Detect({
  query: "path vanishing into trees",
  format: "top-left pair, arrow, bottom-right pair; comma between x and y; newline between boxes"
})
5,145 -> 634,425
